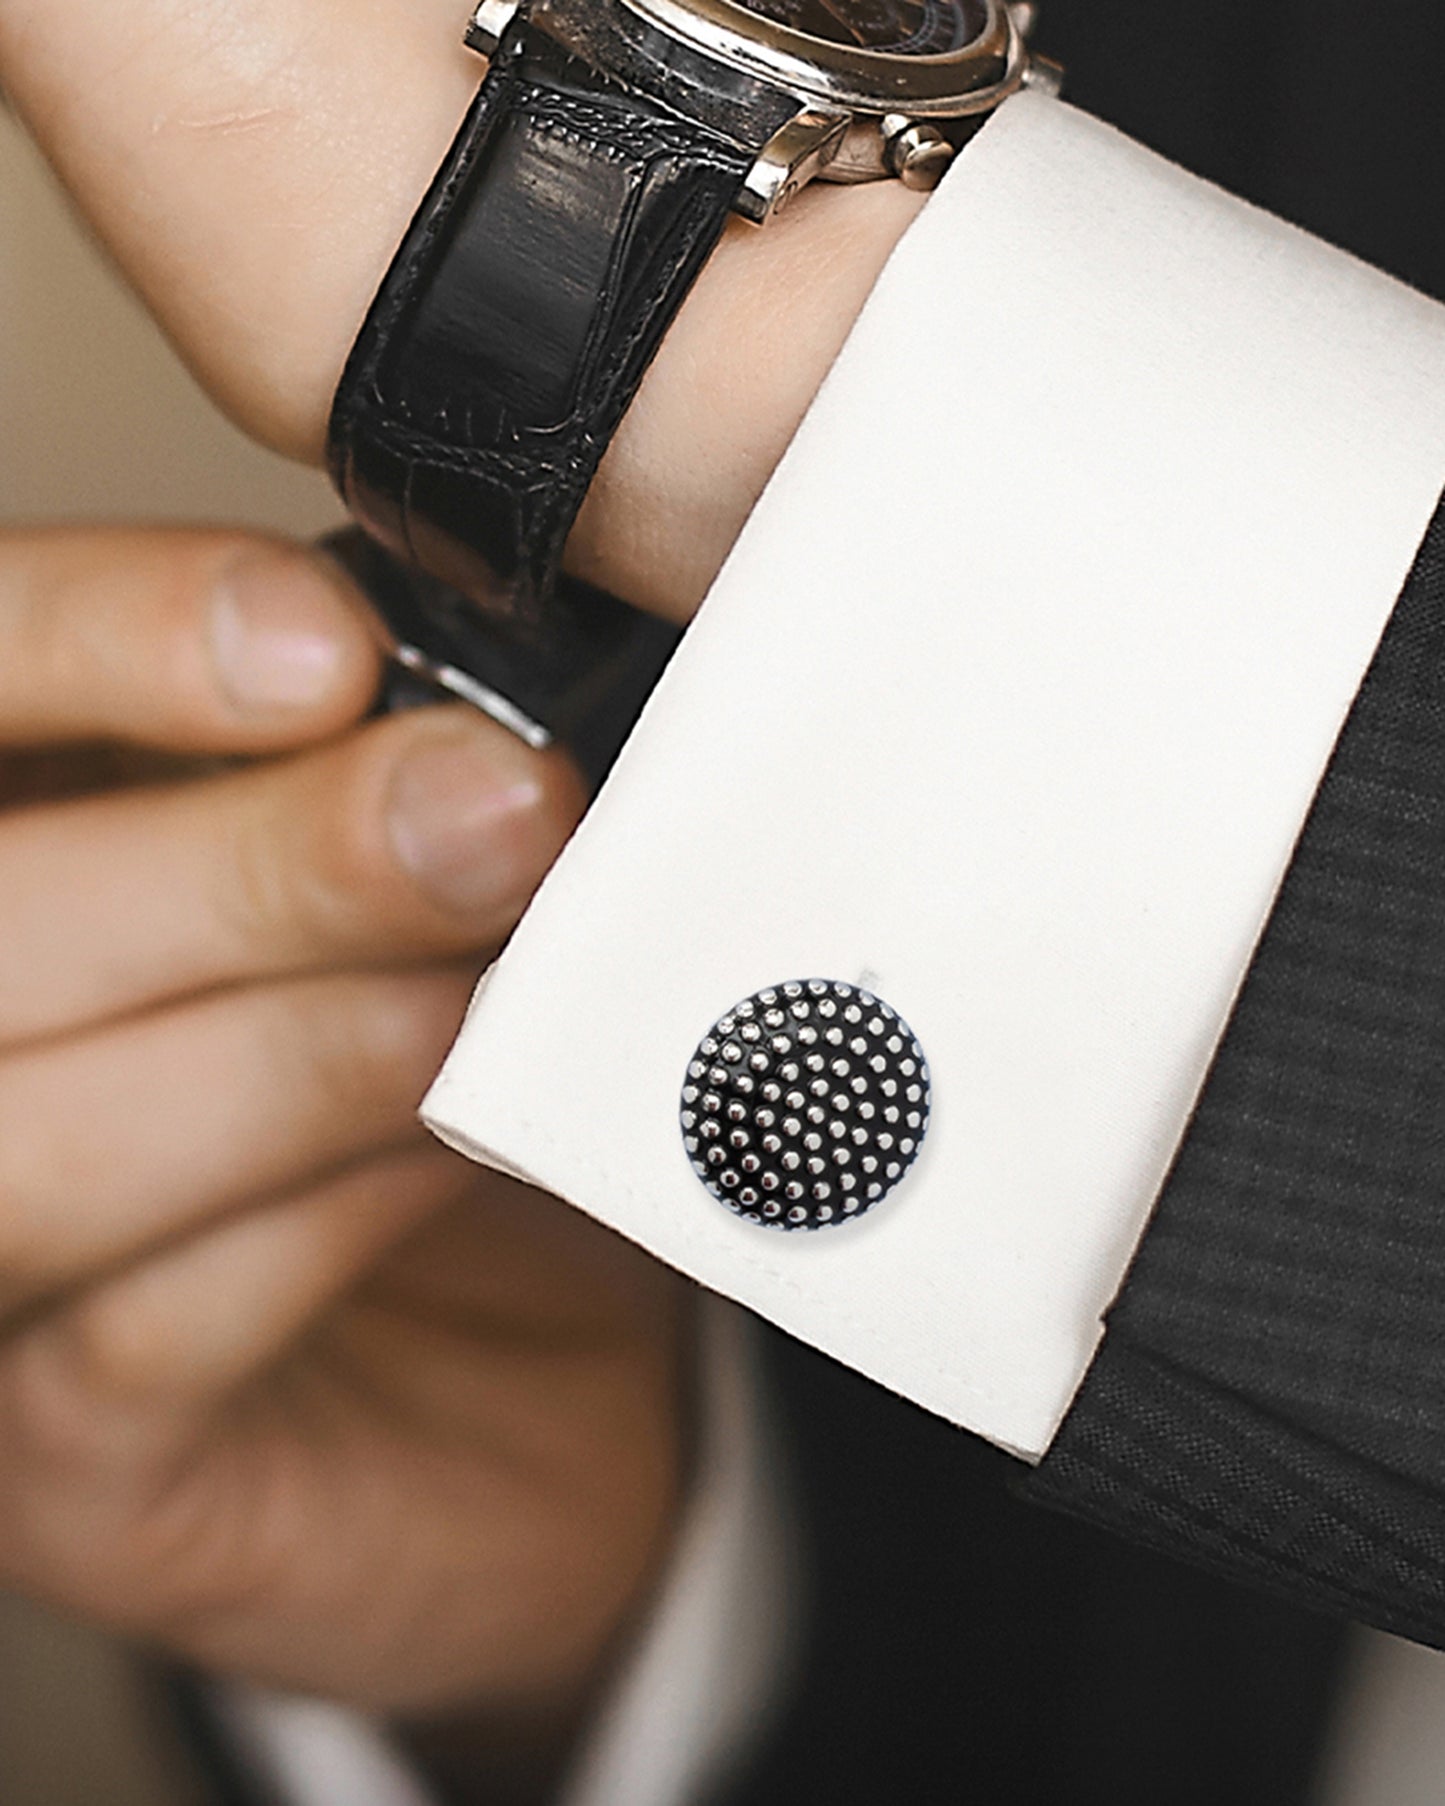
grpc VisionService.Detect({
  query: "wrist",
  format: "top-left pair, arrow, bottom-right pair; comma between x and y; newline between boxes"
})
568,178 -> 926,620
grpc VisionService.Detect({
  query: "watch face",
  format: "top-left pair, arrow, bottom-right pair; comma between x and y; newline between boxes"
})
735,0 -> 986,56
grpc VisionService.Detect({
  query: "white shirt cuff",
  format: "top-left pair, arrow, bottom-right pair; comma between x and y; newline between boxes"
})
422,92 -> 1445,1459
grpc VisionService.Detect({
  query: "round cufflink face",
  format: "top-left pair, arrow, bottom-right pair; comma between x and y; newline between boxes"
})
680,980 -> 931,1229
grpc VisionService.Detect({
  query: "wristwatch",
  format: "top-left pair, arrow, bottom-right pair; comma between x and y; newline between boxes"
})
328,0 -> 1059,650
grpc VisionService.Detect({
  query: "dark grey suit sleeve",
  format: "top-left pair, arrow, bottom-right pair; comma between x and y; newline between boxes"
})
1024,492 -> 1445,1644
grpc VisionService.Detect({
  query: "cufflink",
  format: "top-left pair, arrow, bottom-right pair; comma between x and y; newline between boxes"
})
680,980 -> 931,1229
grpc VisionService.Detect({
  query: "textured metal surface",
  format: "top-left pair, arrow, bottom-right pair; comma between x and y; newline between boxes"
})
682,980 -> 931,1228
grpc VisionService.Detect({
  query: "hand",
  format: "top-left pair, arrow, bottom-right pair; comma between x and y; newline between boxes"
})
0,526 -> 683,1719
0,0 -> 924,617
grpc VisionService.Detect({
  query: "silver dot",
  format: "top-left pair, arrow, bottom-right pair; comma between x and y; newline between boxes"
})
784,983 -> 803,998
831,1059 -> 851,1078
771,1035 -> 792,1056
870,1054 -> 888,1074
782,1151 -> 802,1172
844,1006 -> 862,1025
826,1026 -> 845,1046
763,1200 -> 783,1218
742,1154 -> 761,1175
808,1156 -> 826,1176
834,1147 -> 852,1166
818,998 -> 838,1018
681,1110 -> 697,1130
740,1186 -> 759,1205
736,999 -> 756,1018
851,1076 -> 868,1096
811,1078 -> 830,1099
722,1042 -> 742,1064
700,1121 -> 721,1141
749,1052 -> 771,1073
756,1109 -> 776,1129
804,1133 -> 823,1152
729,1129 -> 751,1150
901,1139 -> 915,1155
762,1082 -> 782,1103
783,1117 -> 801,1137
877,1132 -> 894,1151
721,1170 -> 740,1189
850,1037 -> 869,1056
761,1172 -> 780,1192
707,1147 -> 727,1168
817,1205 -> 835,1222
862,1155 -> 879,1174
900,1059 -> 917,1077
884,1106 -> 900,1125
887,1035 -> 904,1054
683,1085 -> 699,1105
710,1066 -> 729,1086
813,1182 -> 832,1202
762,1133 -> 782,1154
886,1163 -> 901,1180
764,1008 -> 786,1029
797,1026 -> 819,1045
689,1060 -> 707,1080
806,1054 -> 826,1073
727,1101 -> 748,1123
832,1093 -> 850,1113
807,1104 -> 826,1125
906,1113 -> 921,1131
685,1136 -> 699,1153
829,1120 -> 847,1140
845,1197 -> 861,1214
702,1037 -> 719,1057
868,1016 -> 885,1036
852,1126 -> 869,1146
881,1079 -> 898,1098
734,1074 -> 755,1096
808,980 -> 829,996
759,989 -> 778,1006
781,1063 -> 800,1083
717,1015 -> 735,1034
740,1022 -> 762,1043
907,1085 -> 923,1104
786,1091 -> 805,1110
786,1181 -> 805,1202
788,1207 -> 809,1225
840,1172 -> 857,1192
857,1102 -> 876,1122
868,1182 -> 883,1200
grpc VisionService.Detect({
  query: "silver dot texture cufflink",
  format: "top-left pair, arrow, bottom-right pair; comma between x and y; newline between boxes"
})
681,981 -> 931,1229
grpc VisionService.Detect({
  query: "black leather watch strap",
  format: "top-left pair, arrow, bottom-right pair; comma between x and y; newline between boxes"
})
328,18 -> 757,640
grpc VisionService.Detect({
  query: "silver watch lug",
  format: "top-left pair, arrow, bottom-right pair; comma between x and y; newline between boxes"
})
464,0 -> 522,58
735,107 -> 850,224
1007,1 -> 1039,40
1021,52 -> 1065,97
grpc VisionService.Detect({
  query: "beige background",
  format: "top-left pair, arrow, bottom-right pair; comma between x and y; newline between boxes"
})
1,105 -> 340,537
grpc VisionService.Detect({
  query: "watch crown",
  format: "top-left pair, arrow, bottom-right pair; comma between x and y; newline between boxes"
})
883,121 -> 955,192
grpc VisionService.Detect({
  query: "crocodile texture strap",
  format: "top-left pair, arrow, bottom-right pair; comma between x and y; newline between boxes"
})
327,19 -> 755,642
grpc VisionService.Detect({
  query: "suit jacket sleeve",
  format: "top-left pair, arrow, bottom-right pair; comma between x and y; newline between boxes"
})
1026,493 -> 1445,1644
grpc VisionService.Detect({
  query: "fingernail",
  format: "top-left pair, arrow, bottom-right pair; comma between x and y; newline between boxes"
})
210,551 -> 351,712
388,732 -> 547,915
